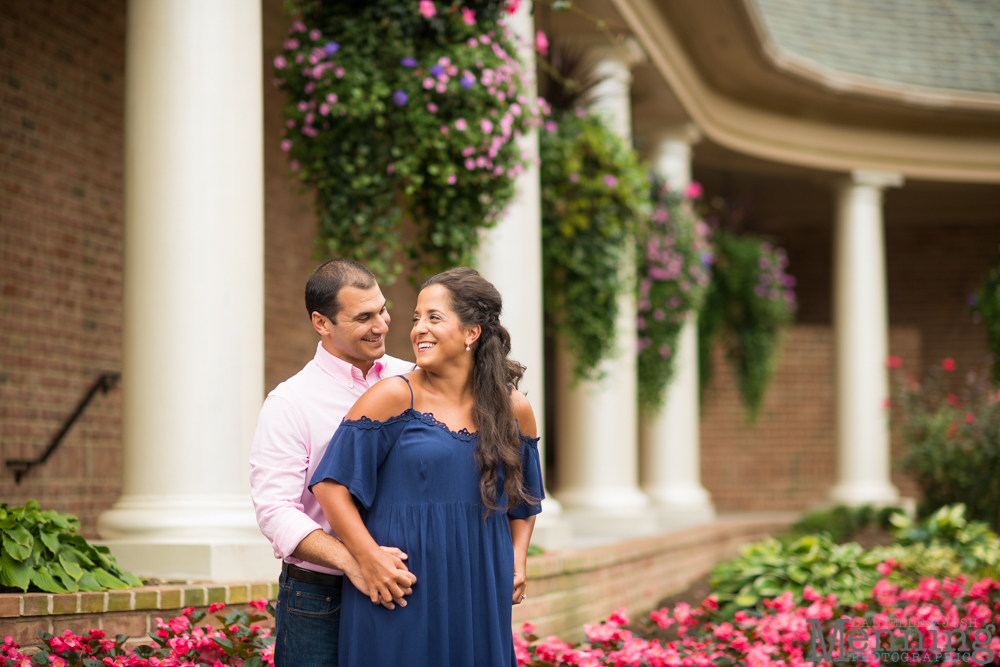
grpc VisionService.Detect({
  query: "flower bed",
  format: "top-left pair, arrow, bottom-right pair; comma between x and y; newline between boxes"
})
1,601 -> 274,667
515,575 -> 1000,666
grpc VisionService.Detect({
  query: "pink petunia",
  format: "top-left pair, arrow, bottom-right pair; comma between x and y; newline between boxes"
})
280,139 -> 292,152
480,118 -> 494,134
423,77 -> 435,89
603,175 -> 618,188
685,181 -> 704,199
426,103 -> 438,113
418,1 -> 436,18
273,55 -> 287,70
462,7 -> 476,24
447,173 -> 457,184
440,126 -> 449,134
455,118 -> 468,131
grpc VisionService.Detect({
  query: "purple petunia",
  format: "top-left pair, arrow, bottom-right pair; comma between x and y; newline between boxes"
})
324,41 -> 339,55
401,57 -> 418,67
392,90 -> 408,106
459,76 -> 474,89
430,65 -> 445,77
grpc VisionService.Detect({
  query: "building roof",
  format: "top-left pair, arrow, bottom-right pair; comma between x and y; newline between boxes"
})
747,0 -> 1000,95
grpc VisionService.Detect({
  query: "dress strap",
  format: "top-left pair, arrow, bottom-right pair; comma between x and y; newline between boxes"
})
398,375 -> 414,410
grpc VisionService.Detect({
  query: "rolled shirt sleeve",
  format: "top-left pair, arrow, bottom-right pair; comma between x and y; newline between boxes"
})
249,394 -> 325,561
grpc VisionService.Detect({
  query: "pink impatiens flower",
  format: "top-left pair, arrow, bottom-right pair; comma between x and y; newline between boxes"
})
418,0 -> 436,18
462,7 -> 476,24
535,30 -> 549,55
685,181 -> 704,199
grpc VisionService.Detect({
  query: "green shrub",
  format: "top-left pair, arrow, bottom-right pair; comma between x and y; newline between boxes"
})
0,501 -> 142,594
884,503 -> 1000,577
787,504 -> 901,544
895,360 -> 1000,530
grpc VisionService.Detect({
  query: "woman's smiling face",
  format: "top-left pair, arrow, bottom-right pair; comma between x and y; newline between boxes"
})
411,284 -> 474,367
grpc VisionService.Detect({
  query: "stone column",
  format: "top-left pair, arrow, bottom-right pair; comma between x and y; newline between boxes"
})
553,47 -> 656,537
829,170 -> 903,506
640,126 -> 715,528
478,1 -> 569,549
96,0 -> 273,580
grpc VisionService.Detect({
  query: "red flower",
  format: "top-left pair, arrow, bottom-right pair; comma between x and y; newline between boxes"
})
942,357 -> 956,371
886,355 -> 903,368
966,412 -> 975,423
948,393 -> 960,406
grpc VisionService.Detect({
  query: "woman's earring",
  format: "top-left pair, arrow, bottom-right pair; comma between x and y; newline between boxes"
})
466,345 -> 471,351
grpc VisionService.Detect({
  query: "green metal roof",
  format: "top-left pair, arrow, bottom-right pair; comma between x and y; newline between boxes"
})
748,0 -> 1000,95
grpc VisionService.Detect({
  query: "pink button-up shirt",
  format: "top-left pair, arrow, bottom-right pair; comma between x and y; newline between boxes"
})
250,342 -> 414,575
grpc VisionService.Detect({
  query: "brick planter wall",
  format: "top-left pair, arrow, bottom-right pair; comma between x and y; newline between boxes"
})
0,582 -> 279,650
513,514 -> 793,640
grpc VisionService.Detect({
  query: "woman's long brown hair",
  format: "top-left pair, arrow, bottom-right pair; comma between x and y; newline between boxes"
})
422,268 -> 535,513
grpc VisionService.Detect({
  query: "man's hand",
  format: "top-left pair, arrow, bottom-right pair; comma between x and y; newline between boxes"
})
342,546 -> 416,609
354,545 -> 418,610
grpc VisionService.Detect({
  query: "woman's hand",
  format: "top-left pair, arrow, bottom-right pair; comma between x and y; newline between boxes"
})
512,570 -> 526,605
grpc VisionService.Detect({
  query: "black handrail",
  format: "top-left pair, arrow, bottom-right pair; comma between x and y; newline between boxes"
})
6,372 -> 121,484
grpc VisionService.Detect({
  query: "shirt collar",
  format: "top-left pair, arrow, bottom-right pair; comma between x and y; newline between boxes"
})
314,341 -> 385,388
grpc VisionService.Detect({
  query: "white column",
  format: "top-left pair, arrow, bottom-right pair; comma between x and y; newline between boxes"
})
553,48 -> 656,538
96,0 -> 273,580
478,1 -> 569,549
829,169 -> 902,506
639,126 -> 715,528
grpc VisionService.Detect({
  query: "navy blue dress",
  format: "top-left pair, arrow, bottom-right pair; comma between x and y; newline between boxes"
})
309,378 -> 544,667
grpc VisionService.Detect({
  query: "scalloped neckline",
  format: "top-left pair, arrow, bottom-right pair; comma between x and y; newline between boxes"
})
342,408 -> 540,444
342,408 -> 477,441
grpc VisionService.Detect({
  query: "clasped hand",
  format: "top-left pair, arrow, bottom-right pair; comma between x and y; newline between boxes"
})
354,545 -> 417,610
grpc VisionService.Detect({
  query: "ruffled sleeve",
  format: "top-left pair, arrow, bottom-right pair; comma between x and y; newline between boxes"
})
508,434 -> 544,520
309,413 -> 411,511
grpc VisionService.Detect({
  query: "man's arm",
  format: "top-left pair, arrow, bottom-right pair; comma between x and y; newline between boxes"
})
249,393 -> 412,609
291,529 -> 414,608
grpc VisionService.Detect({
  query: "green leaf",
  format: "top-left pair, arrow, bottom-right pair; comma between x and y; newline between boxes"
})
50,562 -> 79,593
4,524 -> 33,561
29,565 -> 69,594
39,530 -> 61,556
1,549 -> 30,591
91,568 -> 129,590
58,553 -> 83,581
77,571 -> 102,592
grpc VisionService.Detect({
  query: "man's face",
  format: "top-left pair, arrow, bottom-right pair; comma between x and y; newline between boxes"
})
316,284 -> 390,371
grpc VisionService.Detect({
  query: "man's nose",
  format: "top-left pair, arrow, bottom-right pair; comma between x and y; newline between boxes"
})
372,312 -> 389,333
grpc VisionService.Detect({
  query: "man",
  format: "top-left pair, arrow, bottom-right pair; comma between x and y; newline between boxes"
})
250,259 -> 417,667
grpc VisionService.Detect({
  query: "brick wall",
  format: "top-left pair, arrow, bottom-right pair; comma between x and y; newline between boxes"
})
0,0 -> 127,536
700,325 -> 921,512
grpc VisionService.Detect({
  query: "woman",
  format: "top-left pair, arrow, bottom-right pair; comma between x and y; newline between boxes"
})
310,267 -> 543,667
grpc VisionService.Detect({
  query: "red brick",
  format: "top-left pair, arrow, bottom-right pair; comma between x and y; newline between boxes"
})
0,596 -> 21,618
101,612 -> 147,639
0,618 -> 49,647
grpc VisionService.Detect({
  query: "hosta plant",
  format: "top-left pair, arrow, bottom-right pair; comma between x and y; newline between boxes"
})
0,500 -> 142,594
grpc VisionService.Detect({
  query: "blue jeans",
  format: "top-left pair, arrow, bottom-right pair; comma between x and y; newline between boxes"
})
274,571 -> 343,667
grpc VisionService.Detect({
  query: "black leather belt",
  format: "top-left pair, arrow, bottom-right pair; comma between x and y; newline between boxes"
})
282,562 -> 344,589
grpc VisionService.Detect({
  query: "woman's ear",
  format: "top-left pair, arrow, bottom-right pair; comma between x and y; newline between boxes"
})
465,324 -> 482,348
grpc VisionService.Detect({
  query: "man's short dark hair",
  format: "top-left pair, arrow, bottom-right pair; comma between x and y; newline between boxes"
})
305,259 -> 377,322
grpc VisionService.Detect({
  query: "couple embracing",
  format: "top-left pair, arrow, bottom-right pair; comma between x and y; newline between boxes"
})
249,260 -> 542,667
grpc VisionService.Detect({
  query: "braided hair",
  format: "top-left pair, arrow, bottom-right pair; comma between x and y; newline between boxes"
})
422,268 -> 532,513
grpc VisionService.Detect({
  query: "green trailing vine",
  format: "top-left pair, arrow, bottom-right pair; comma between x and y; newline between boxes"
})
698,231 -> 796,421
636,179 -> 713,410
539,108 -> 649,381
972,254 -> 1000,384
0,501 -> 143,594
276,0 -> 540,283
